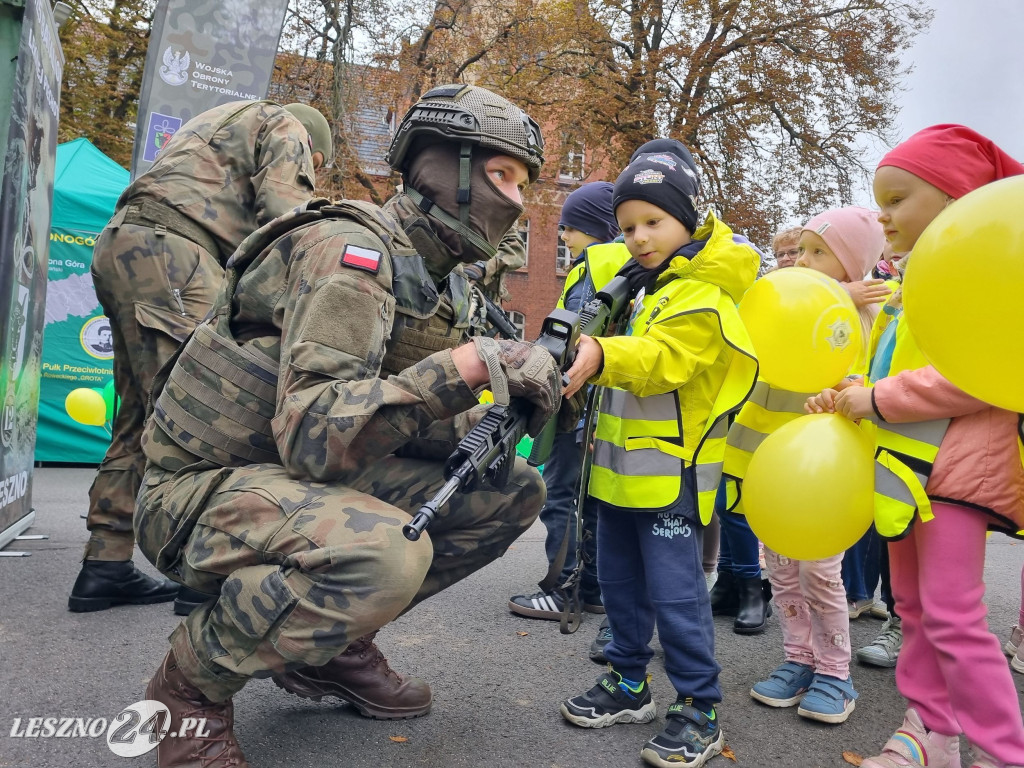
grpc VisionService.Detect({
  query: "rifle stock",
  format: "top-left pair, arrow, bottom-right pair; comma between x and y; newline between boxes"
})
402,275 -> 631,542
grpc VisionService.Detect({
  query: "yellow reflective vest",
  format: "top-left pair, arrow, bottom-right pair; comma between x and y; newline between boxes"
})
556,242 -> 633,309
587,213 -> 760,523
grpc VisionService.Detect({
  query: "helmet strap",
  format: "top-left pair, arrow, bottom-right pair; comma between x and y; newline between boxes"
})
457,142 -> 473,227
404,184 -> 498,260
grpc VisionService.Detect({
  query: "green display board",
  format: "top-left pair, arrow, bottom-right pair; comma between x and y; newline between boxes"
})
35,139 -> 127,463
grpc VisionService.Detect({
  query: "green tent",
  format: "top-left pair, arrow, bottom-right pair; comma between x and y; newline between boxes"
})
35,139 -> 128,463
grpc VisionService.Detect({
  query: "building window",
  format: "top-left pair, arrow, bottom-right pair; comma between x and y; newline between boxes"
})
517,219 -> 529,269
556,242 -> 572,273
509,311 -> 526,340
559,134 -> 585,181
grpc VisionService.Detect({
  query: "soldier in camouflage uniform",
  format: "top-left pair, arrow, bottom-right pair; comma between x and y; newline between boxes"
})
136,85 -> 560,768
68,100 -> 333,614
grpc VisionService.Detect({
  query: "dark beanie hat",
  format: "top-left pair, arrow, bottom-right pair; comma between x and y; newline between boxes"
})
629,139 -> 701,193
613,150 -> 701,234
559,181 -> 619,243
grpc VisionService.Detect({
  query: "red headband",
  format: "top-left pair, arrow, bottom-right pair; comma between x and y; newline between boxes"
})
878,124 -> 1024,199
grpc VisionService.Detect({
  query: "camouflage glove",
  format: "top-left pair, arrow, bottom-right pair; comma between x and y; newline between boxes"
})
471,337 -> 561,436
557,388 -> 587,433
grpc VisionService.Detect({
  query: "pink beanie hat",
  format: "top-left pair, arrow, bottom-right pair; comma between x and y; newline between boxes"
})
802,206 -> 885,281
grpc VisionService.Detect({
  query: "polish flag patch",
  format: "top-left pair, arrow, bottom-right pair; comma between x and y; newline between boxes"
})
341,244 -> 382,274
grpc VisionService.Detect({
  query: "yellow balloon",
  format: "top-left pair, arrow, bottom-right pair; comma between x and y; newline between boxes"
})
65,387 -> 107,426
903,175 -> 1024,412
742,413 -> 874,560
738,268 -> 862,393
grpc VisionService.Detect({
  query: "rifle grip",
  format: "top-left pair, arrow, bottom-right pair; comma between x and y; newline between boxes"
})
527,414 -> 557,467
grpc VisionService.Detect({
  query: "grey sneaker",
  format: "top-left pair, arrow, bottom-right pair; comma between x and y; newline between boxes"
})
855,615 -> 902,667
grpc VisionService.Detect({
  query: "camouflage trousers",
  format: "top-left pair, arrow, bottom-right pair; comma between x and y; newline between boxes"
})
135,454 -> 545,702
85,221 -> 223,560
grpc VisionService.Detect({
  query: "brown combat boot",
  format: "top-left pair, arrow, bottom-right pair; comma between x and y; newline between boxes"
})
272,631 -> 432,719
146,649 -> 249,768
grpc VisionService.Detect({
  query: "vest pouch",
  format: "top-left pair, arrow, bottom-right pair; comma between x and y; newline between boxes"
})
152,323 -> 281,467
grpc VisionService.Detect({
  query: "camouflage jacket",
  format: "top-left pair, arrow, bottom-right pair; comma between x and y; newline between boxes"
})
143,198 -> 483,481
455,226 -> 526,302
121,100 -> 317,263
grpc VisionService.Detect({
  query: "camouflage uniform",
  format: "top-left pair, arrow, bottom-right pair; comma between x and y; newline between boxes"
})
458,225 -> 526,303
135,197 -> 546,701
85,100 -> 317,561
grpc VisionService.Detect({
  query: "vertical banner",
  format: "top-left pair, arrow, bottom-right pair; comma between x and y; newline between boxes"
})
0,0 -> 64,542
130,0 -> 291,179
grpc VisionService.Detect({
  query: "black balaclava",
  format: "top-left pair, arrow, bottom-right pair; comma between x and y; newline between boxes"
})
406,143 -> 524,266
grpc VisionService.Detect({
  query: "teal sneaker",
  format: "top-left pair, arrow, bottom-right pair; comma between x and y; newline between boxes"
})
561,670 -> 656,728
750,661 -> 814,707
640,700 -> 723,768
797,674 -> 858,724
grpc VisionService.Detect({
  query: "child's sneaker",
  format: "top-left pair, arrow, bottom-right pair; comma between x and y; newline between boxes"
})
856,615 -> 902,668
848,598 -> 876,619
796,674 -> 858,724
750,661 -> 814,707
589,616 -> 612,664
968,743 -> 1024,768
561,670 -> 656,728
861,708 -> 961,768
640,700 -> 723,768
1004,624 -> 1023,657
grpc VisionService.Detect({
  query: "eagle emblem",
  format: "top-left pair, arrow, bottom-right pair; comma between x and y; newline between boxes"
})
159,47 -> 189,86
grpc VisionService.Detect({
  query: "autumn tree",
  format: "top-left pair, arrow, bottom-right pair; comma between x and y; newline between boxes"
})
57,0 -> 154,168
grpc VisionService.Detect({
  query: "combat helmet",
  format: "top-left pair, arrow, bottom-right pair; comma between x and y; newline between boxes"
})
387,84 -> 544,182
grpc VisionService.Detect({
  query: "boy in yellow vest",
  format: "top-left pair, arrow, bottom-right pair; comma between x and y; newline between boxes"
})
559,145 -> 758,768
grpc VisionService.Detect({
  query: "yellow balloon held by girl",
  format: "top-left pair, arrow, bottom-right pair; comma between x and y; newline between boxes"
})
738,267 -> 863,393
741,413 -> 875,560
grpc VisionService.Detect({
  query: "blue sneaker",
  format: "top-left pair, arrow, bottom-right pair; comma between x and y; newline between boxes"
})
640,700 -> 723,768
561,670 -> 656,728
750,661 -> 814,707
797,674 -> 858,723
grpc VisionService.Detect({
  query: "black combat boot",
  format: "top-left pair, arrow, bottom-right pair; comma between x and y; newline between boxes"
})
174,586 -> 217,616
68,560 -> 179,612
734,575 -> 772,635
709,570 -> 739,617
272,631 -> 432,719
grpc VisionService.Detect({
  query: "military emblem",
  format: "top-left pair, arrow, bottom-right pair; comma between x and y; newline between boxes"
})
826,319 -> 852,351
159,47 -> 189,86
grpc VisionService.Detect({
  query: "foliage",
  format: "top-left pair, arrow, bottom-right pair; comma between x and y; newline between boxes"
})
57,0 -> 154,169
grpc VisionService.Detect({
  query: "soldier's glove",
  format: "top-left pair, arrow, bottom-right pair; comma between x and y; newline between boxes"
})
462,260 -> 487,282
557,388 -> 587,433
471,337 -> 561,436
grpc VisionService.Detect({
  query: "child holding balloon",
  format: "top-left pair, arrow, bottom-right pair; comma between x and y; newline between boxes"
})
807,124 -> 1024,768
727,206 -> 884,725
558,145 -> 760,768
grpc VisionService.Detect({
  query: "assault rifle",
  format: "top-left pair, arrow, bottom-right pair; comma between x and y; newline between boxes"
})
402,275 -> 630,541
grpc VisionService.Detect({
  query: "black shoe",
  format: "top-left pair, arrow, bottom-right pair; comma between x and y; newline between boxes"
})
589,616 -> 612,663
508,589 -> 603,620
709,570 -> 738,617
68,560 -> 179,612
640,700 -> 724,768
734,576 -> 772,635
174,586 -> 216,616
560,670 -> 656,728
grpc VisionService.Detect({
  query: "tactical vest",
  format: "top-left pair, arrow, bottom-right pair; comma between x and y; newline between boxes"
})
588,278 -> 758,523
150,198 -> 460,468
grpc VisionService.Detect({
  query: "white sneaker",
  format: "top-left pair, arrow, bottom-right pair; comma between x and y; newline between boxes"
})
704,570 -> 718,592
856,615 -> 902,668
1004,624 -> 1023,657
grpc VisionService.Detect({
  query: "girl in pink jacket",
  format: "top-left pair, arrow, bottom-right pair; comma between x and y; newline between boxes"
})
807,125 -> 1024,768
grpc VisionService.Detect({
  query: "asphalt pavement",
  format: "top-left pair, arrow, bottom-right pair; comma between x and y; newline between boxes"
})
1,466 -> 1022,768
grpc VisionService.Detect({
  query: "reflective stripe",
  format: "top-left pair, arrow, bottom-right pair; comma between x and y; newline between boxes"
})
599,387 -> 678,424
875,418 -> 948,458
750,380 -> 816,413
726,423 -> 766,454
696,461 -> 723,490
592,438 -> 681,476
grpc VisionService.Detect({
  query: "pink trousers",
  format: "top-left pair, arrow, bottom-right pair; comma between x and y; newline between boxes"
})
765,550 -> 851,678
891,501 -> 1024,763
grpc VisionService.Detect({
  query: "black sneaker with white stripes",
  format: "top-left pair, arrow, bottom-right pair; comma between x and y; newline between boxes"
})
508,589 -> 603,620
561,670 -> 657,728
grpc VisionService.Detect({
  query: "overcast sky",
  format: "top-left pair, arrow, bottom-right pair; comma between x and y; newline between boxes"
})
868,0 -> 1024,164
